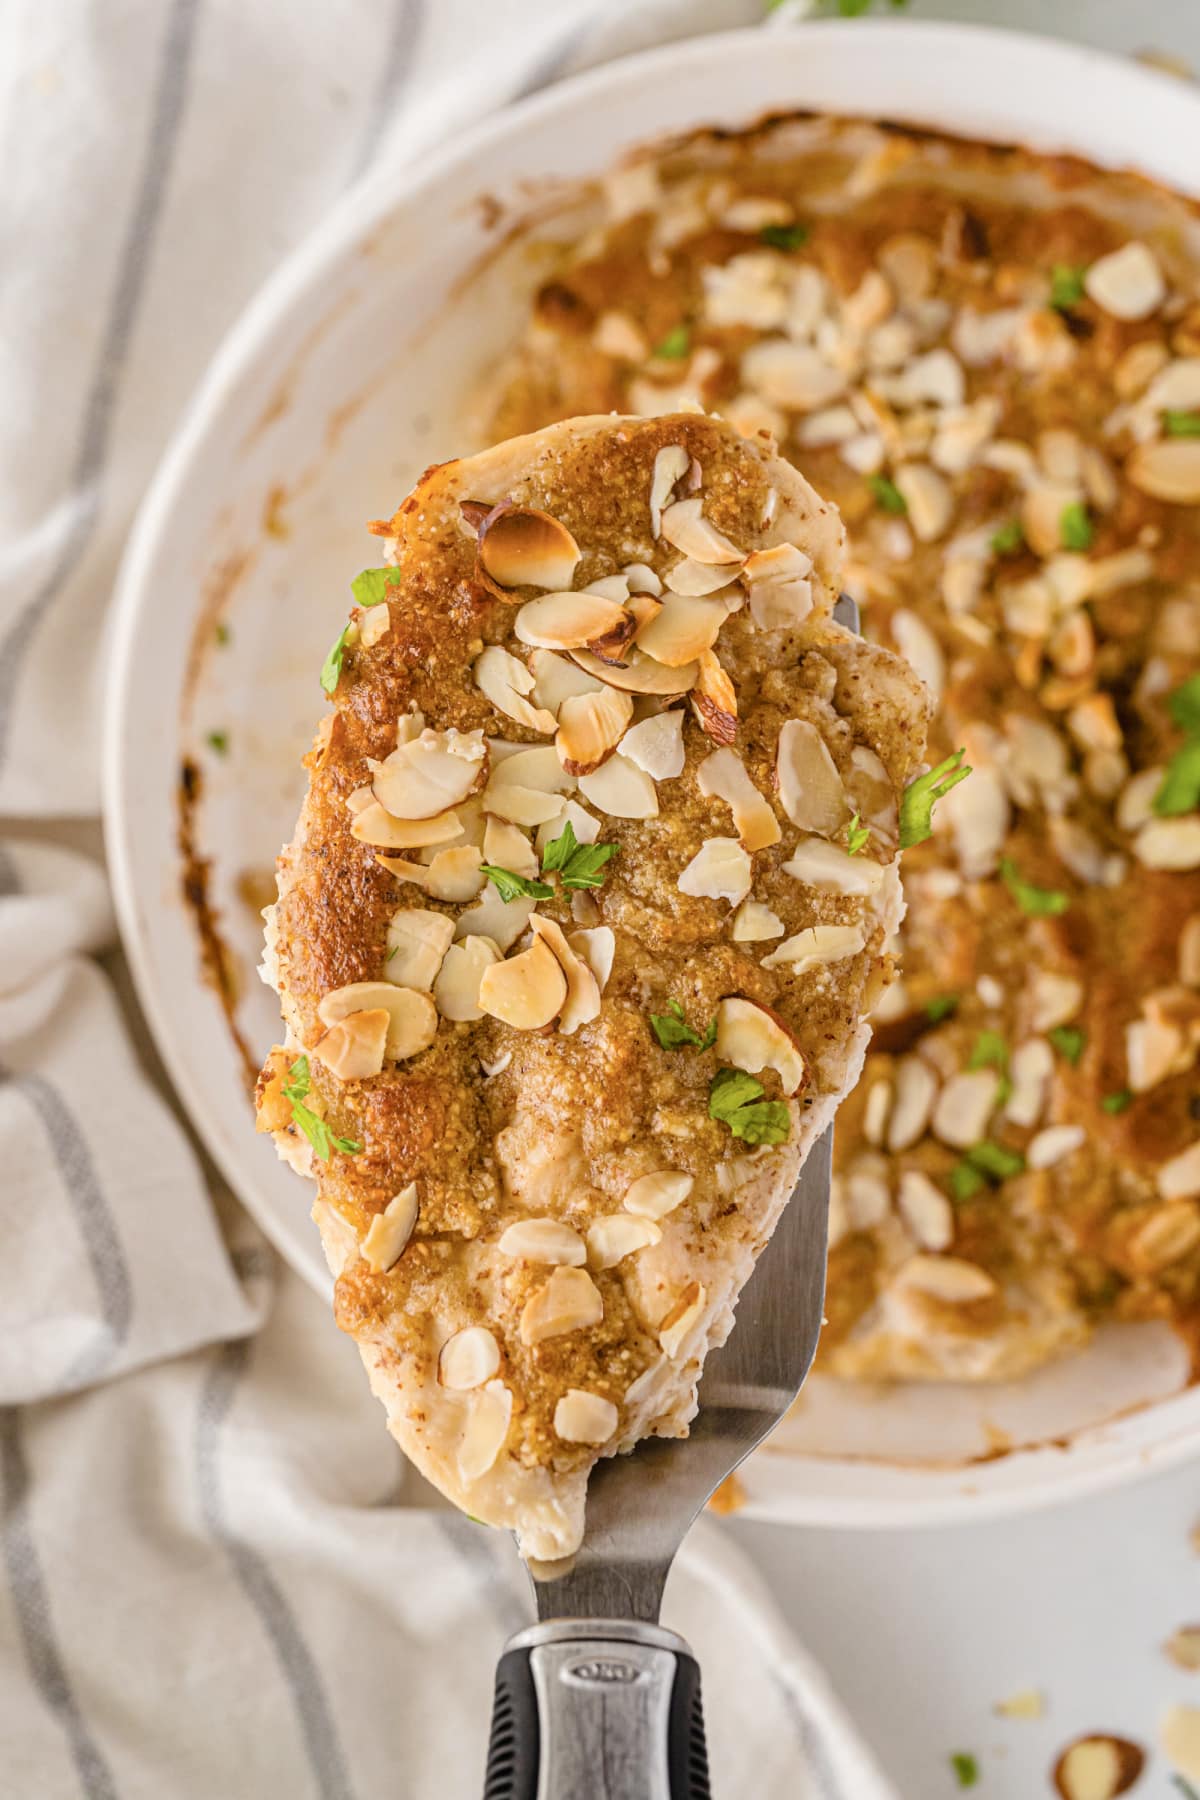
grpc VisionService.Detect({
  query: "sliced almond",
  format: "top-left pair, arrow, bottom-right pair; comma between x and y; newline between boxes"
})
318,981 -> 438,1062
529,647 -> 606,715
439,1325 -> 501,1390
1005,1038 -> 1054,1129
571,646 -> 698,696
663,558 -> 742,599
497,1218 -> 587,1265
482,817 -> 538,880
1029,971 -> 1084,1033
624,1170 -> 694,1219
455,885 -> 536,953
775,720 -> 847,836
434,935 -> 501,1022
1165,1627 -> 1200,1672
894,463 -> 954,542
742,338 -> 847,411
514,591 -> 628,651
372,727 -> 487,821
620,710 -> 686,781
578,754 -> 659,819
1159,1143 -> 1200,1202
587,610 -> 640,665
568,926 -> 615,994
529,915 -> 601,1036
993,1689 -> 1044,1721
457,1380 -> 513,1485
1084,241 -> 1166,320
384,908 -> 455,989
1127,1014 -> 1186,1091
678,836 -> 752,905
715,996 -> 805,1096
519,1266 -> 604,1346
556,686 -> 634,777
1028,1124 -> 1086,1170
697,747 -> 780,852
887,1057 -> 939,1151
1134,818 -> 1200,871
1130,1201 -> 1200,1272
898,1169 -> 954,1252
624,561 -> 663,598
659,497 -> 743,565
377,846 -> 486,903
659,1282 -> 706,1358
636,594 -> 727,666
361,1183 -> 419,1272
311,1009 -> 389,1081
895,1255 -> 997,1304
478,931 -> 567,1030
358,603 -> 391,649
761,924 -> 866,973
783,838 -> 887,897
554,1389 -> 619,1445
891,609 -> 945,701
742,543 -> 815,630
476,503 -> 581,592
731,899 -> 784,942
1179,915 -> 1200,987
1162,1707 -> 1200,1786
1054,1736 -> 1140,1800
587,1214 -> 662,1270
488,743 -> 577,795
931,1069 -> 999,1148
482,785 -> 565,828
691,648 -> 737,745
475,646 -> 558,735
536,798 -> 600,853
1127,437 -> 1200,504
351,802 -> 463,850
650,445 -> 691,539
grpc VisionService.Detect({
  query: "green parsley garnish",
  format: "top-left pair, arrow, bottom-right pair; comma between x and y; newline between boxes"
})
1059,501 -> 1094,552
1102,1089 -> 1133,1115
999,857 -> 1069,917
654,324 -> 691,360
541,820 -> 619,890
967,1029 -> 1011,1104
214,622 -> 230,647
925,994 -> 960,1024
479,865 -> 553,902
990,520 -> 1024,556
965,1141 -> 1026,1182
351,567 -> 402,608
281,1056 -> 361,1163
1049,264 -> 1087,310
867,473 -> 907,515
1169,674 -> 1200,735
846,813 -> 870,855
1165,411 -> 1200,438
650,999 -> 717,1053
899,749 -> 972,850
320,624 -> 352,695
759,223 -> 809,251
1155,742 -> 1200,817
950,1162 -> 987,1203
708,1067 -> 790,1145
950,1750 -> 980,1789
1049,1025 -> 1086,1065
206,730 -> 229,757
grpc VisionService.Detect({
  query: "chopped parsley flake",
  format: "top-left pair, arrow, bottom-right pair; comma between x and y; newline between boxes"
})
650,999 -> 717,1053
1102,1089 -> 1133,1115
965,1141 -> 1026,1183
205,730 -> 229,757
950,1750 -> 980,1789
950,1162 -> 987,1203
1059,500 -> 1094,552
925,993 -> 960,1024
479,865 -> 553,902
1000,857 -> 1069,917
1156,675 -> 1200,815
899,749 -> 972,849
541,820 -> 619,890
760,223 -> 809,251
990,520 -> 1024,556
654,324 -> 691,360
1165,411 -> 1200,438
281,1056 -> 361,1163
846,813 -> 870,855
867,473 -> 907,515
1169,674 -> 1200,735
968,1029 -> 1011,1104
708,1068 -> 790,1145
1049,1025 -> 1086,1066
320,624 -> 352,695
351,566 -> 402,608
1049,264 -> 1087,310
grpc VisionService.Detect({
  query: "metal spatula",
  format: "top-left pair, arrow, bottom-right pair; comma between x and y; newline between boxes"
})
480,597 -> 857,1800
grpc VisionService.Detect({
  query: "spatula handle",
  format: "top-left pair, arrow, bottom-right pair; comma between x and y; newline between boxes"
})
482,1620 -> 710,1800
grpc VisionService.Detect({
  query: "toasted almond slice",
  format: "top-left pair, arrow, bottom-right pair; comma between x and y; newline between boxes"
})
586,1214 -> 662,1269
659,1282 -> 706,1358
568,925 -> 615,994
483,785 -> 566,828
440,1325 -> 501,1390
697,747 -> 780,851
578,753 -> 659,819
475,647 -> 558,735
529,915 -> 601,1036
627,595 -> 664,638
487,744 -> 576,794
1005,1039 -> 1054,1129
384,908 -> 455,989
455,885 -> 536,953
741,543 -> 815,630
887,1057 -> 939,1152
377,846 -> 486,903
477,503 -> 581,592
1055,1736 -> 1143,1800
318,981 -> 438,1062
678,836 -> 752,905
361,1183 -> 419,1272
650,445 -> 691,538
434,935 -> 501,1022
1029,971 -> 1084,1033
554,1389 -> 619,1445
478,931 -> 567,1029
993,1689 -> 1044,1721
761,923 -> 867,972
715,996 -> 806,1096
457,1380 -> 513,1485
1161,1709 -> 1200,1787
528,646 -> 606,715
311,1009 -> 390,1080
1028,1124 -> 1086,1170
1159,1142 -> 1200,1202
691,648 -> 737,745
931,1069 -> 999,1148
894,462 -> 954,542
372,727 -> 487,821
783,837 -> 887,897
624,1170 -> 694,1219
1084,240 -> 1166,320
519,1266 -> 604,1345
514,590 -> 628,651
482,816 -> 538,880
730,899 -> 784,942
1165,1627 -> 1200,1672
620,709 -> 685,780
345,784 -> 375,816
556,685 -> 635,776
897,1170 -> 954,1252
660,497 -> 743,565
775,720 -> 847,836
624,561 -> 663,597
663,558 -> 742,598
497,1218 -> 587,1265
351,801 -> 463,850
1135,818 -> 1200,871
570,646 -> 698,696
894,1255 -> 997,1304
394,709 -> 425,746
636,593 -> 727,666
358,603 -> 392,649
1127,437 -> 1200,504
587,610 -> 640,664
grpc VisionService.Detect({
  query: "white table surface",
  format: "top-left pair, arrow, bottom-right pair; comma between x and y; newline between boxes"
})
724,6 -> 1200,1796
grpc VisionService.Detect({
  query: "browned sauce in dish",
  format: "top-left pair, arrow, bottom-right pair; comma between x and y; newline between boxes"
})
485,116 -> 1200,1384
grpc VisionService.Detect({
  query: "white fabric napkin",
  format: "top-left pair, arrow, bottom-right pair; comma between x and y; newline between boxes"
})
0,2 -> 898,1793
